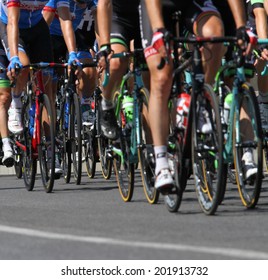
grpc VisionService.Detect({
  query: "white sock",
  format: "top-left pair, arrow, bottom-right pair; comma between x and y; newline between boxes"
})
2,137 -> 12,150
154,145 -> 169,175
11,92 -> 22,108
101,97 -> 113,110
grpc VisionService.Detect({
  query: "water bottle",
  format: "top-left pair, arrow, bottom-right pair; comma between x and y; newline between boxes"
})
29,103 -> 36,136
176,93 -> 190,129
122,96 -> 134,123
65,102 -> 69,129
223,93 -> 233,125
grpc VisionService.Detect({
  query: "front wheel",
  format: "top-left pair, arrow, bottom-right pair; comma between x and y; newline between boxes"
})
191,84 -> 224,215
233,82 -> 263,208
113,91 -> 134,202
137,88 -> 159,204
70,93 -> 82,185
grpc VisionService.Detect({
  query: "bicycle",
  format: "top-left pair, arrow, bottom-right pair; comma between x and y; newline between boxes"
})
214,41 -> 263,208
55,62 -> 90,185
163,35 -> 229,215
11,62 -> 56,192
82,84 -> 113,180
106,49 -> 156,202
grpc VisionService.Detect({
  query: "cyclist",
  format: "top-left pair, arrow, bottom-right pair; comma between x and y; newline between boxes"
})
246,0 -> 268,130
139,0 -> 226,193
0,0 -> 82,175
43,0 -> 97,127
0,43 -> 14,167
139,0 -> 253,192
213,0 -> 262,181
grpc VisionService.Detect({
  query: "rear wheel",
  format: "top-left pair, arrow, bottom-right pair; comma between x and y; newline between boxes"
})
22,96 -> 37,191
83,125 -> 97,178
164,137 -> 183,212
70,93 -> 82,185
233,82 -> 263,208
38,94 -> 55,193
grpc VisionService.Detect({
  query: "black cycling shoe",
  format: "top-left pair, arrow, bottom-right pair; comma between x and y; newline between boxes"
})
99,104 -> 119,140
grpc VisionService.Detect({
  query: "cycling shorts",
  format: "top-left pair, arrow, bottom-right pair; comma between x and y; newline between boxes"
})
139,0 -> 220,58
111,9 -> 142,50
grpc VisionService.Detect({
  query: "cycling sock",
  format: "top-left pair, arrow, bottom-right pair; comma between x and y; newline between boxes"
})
101,97 -> 114,110
154,145 -> 169,175
2,137 -> 12,150
11,92 -> 22,108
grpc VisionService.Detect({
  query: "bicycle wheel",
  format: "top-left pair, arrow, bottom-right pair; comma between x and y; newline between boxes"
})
38,94 -> 55,193
137,88 -> 159,204
164,137 -> 183,212
191,84 -> 224,215
13,140 -> 23,179
97,99 -> 112,180
233,82 -> 263,208
22,96 -> 37,191
70,93 -> 82,185
59,97 -> 72,183
113,91 -> 135,202
83,124 -> 97,178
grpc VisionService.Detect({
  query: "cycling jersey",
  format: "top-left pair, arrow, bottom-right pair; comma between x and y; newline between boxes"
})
0,0 -> 68,29
44,0 -> 97,36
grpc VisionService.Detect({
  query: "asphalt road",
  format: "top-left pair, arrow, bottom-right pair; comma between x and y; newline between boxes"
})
0,166 -> 268,260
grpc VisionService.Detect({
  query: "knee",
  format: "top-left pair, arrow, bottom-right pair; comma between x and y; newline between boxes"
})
110,58 -> 128,78
150,69 -> 172,99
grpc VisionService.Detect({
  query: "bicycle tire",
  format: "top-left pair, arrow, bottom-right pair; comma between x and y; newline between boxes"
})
191,83 -> 224,215
14,154 -> 23,179
164,137 -> 183,212
137,88 -> 159,204
70,93 -> 82,185
233,82 -> 263,208
113,91 -> 135,202
22,96 -> 37,191
60,97 -> 72,184
38,94 -> 55,193
83,125 -> 97,178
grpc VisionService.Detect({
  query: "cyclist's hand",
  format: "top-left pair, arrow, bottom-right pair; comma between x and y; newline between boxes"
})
151,28 -> 171,68
236,26 -> 257,56
259,45 -> 268,61
96,44 -> 112,73
7,56 -> 22,83
68,51 -> 82,78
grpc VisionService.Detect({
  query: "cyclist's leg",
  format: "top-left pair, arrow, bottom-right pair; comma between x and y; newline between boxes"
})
140,0 -> 174,193
75,30 -> 97,126
187,0 -> 225,84
98,10 -> 133,140
0,47 -> 14,167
